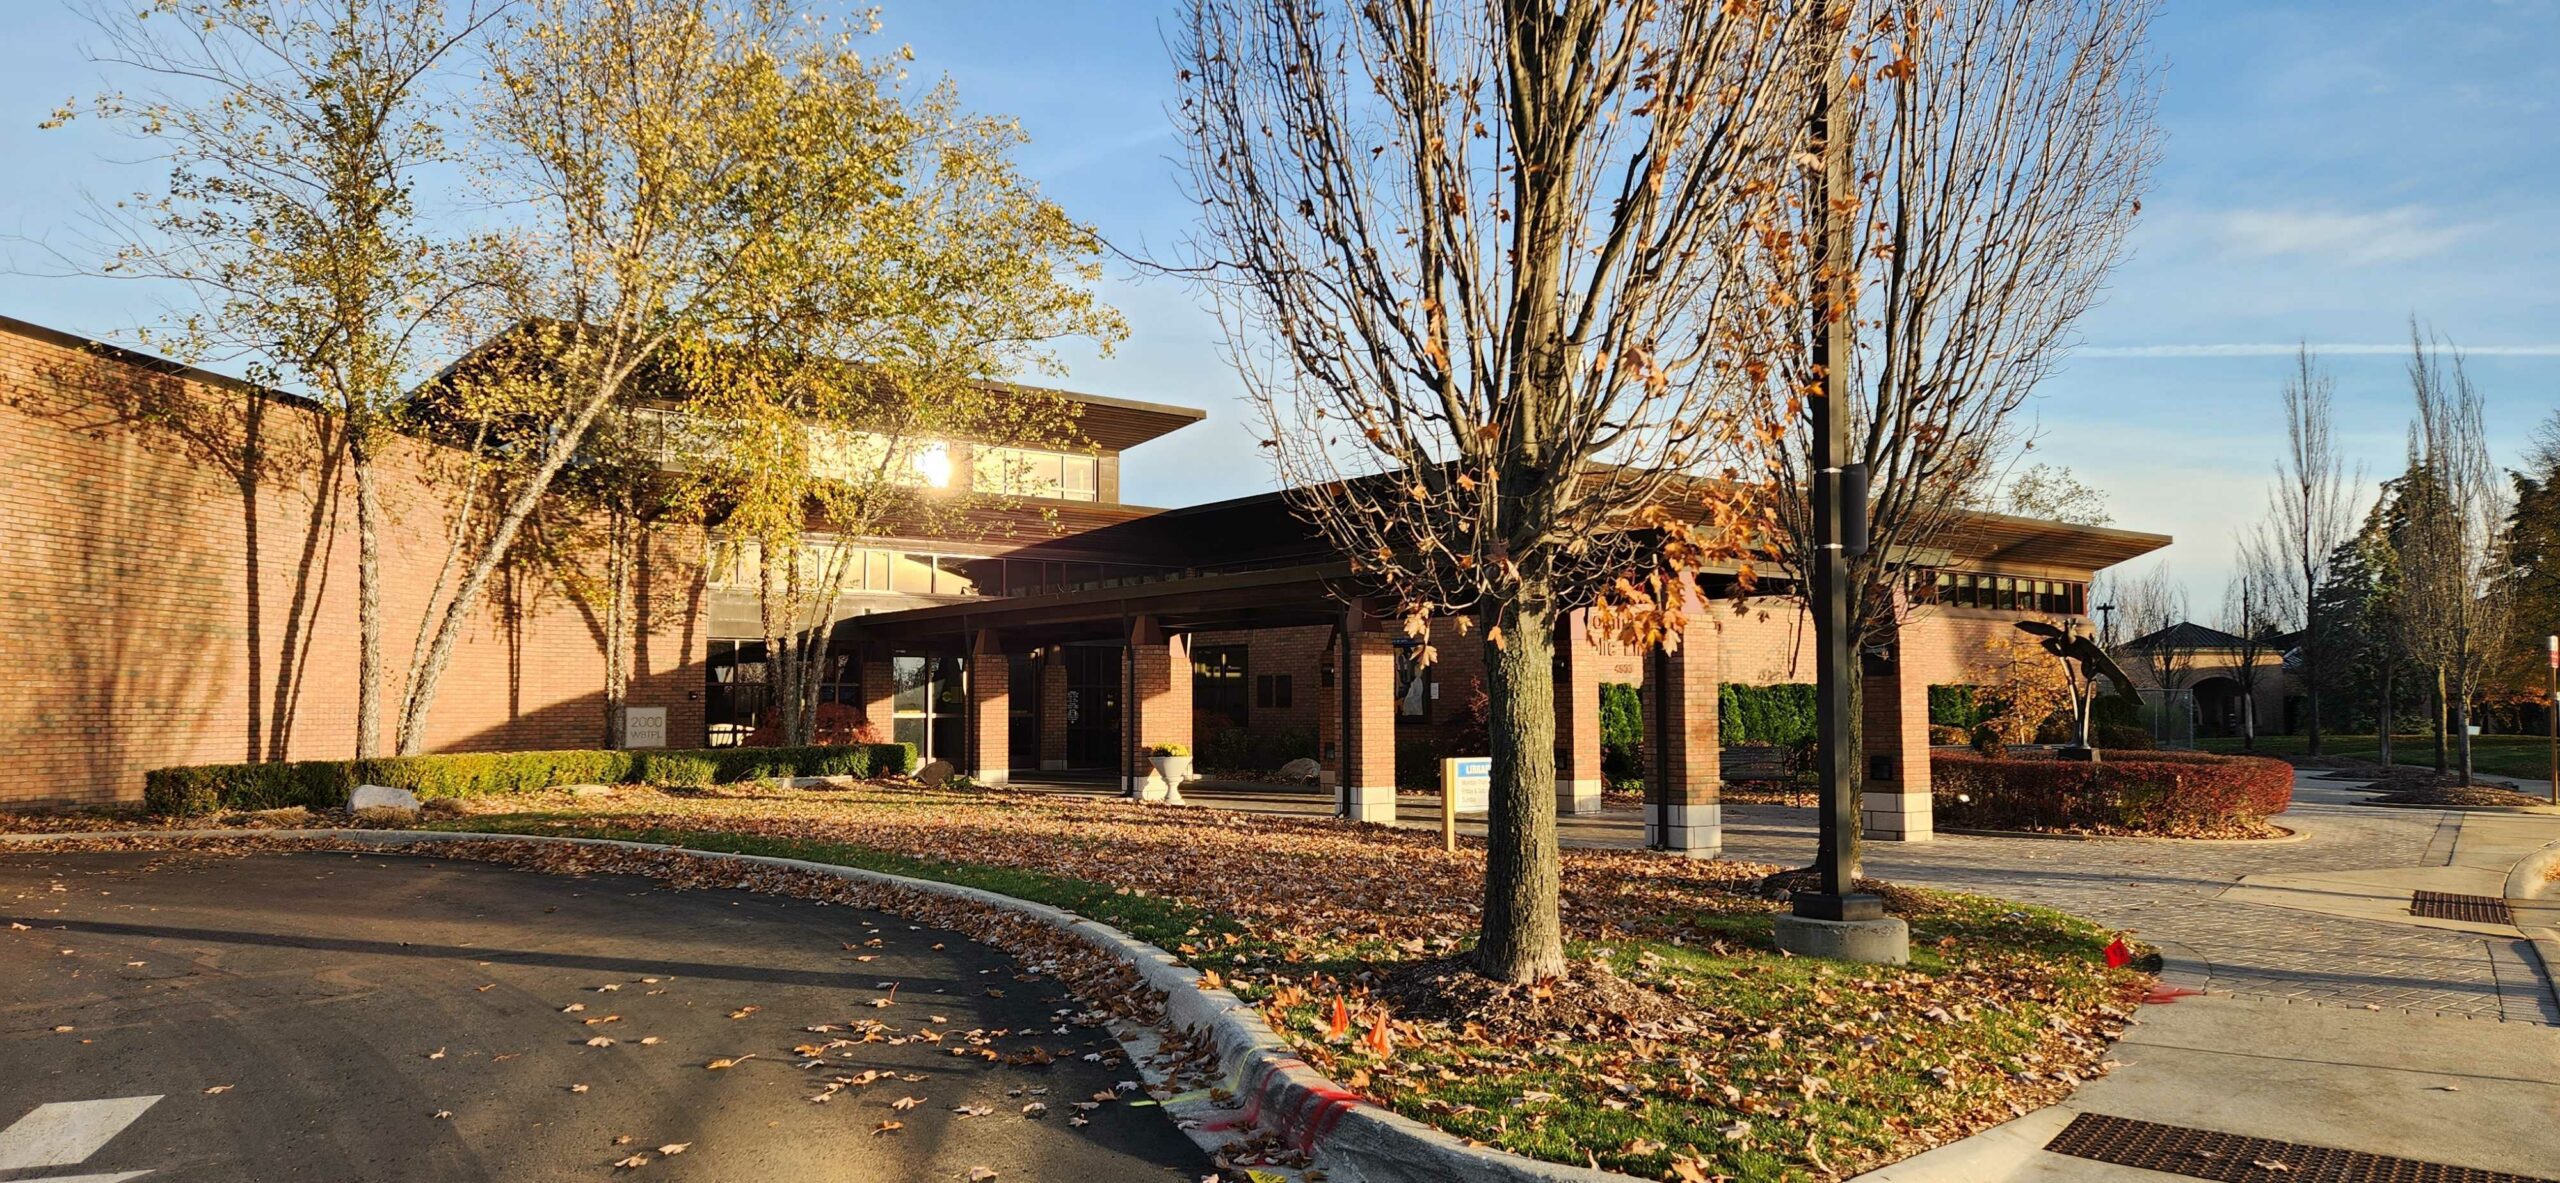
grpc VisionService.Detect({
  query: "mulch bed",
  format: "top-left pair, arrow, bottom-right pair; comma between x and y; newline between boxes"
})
1372,955 -> 1695,1043
2352,767 -> 2551,807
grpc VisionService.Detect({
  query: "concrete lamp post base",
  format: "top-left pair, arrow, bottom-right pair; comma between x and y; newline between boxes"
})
1775,893 -> 1911,965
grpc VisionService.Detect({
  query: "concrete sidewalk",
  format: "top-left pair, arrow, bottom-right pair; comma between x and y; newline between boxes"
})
1856,993 -> 2560,1181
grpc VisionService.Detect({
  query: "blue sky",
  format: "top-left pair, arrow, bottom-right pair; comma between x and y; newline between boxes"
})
4,0 -> 2555,612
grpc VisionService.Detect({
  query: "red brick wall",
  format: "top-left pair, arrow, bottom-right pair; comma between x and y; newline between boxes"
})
0,323 -> 704,807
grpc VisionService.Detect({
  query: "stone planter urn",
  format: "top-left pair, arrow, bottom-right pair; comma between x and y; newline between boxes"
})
1141,746 -> 1191,804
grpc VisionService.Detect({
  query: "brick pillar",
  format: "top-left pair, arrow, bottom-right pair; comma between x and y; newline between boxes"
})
1337,628 -> 1398,823
966,632 -> 1008,786
1643,626 -> 1722,857
1860,657 -> 1934,842
1037,653 -> 1068,770
858,651 -> 896,742
1125,622 -> 1191,797
1554,611 -> 1604,816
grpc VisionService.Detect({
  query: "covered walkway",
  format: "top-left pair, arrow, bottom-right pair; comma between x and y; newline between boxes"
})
835,558 -> 1940,857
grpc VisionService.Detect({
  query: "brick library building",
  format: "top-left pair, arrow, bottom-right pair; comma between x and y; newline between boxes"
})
0,314 -> 2168,855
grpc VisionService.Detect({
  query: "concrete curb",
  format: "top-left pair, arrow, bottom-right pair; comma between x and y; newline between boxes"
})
0,826 -> 1634,1183
2504,839 -> 2560,902
1938,824 -> 2309,846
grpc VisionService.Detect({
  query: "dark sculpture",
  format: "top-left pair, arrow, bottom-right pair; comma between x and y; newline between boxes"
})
2013,620 -> 2146,761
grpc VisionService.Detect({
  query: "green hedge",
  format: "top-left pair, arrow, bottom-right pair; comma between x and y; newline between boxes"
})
1600,682 -> 1644,782
1720,683 -> 1817,747
144,742 -> 919,816
1929,685 -> 1989,729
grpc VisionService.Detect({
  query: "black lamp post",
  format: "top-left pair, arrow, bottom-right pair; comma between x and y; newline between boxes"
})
1793,16 -> 1882,927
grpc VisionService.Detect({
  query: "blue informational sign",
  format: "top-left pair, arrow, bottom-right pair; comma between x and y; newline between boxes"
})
1444,757 -> 1491,814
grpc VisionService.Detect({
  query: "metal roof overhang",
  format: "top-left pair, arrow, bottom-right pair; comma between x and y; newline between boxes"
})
839,560 -> 1362,650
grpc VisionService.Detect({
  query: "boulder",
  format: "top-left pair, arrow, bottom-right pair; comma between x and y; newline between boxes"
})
569,784 -> 619,798
1276,757 -> 1322,783
349,784 -> 421,814
916,758 -> 957,789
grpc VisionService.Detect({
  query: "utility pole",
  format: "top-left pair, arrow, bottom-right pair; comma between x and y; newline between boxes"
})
1780,1 -> 1896,963
2095,601 -> 2119,648
2546,635 -> 2556,805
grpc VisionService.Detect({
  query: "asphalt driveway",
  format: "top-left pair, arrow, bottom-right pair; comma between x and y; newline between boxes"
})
0,848 -> 1215,1182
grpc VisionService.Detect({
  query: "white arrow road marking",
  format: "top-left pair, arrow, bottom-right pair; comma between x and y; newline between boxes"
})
0,1095 -> 162,1171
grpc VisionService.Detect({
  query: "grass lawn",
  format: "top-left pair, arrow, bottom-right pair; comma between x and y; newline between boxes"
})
2200,733 -> 2556,781
9,782 -> 2142,1181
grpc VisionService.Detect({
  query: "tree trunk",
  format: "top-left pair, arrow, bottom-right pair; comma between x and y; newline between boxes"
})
1477,598 -> 1566,984
602,510 -> 632,750
351,434 -> 385,760
2377,663 -> 2394,767
397,382 -> 623,754
2304,598 -> 2323,756
2431,667 -> 2448,774
2454,694 -> 2475,787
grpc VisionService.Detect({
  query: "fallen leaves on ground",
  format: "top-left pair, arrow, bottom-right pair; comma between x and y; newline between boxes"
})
15,783 -> 2143,1181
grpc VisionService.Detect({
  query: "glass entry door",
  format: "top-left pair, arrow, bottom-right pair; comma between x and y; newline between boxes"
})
1062,644 -> 1122,770
892,654 -> 965,764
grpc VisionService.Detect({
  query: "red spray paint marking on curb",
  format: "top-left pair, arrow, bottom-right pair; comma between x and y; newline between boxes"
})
1289,1086 -> 1366,1153
2142,985 -> 2204,1004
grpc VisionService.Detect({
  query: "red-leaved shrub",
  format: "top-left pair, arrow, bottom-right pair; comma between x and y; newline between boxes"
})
1931,749 -> 2293,837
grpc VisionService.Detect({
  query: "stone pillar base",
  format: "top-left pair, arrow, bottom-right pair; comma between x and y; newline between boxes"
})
1558,778 -> 1603,816
1339,783 -> 1396,824
1644,800 -> 1722,857
1772,913 -> 1910,965
1860,789 -> 1935,842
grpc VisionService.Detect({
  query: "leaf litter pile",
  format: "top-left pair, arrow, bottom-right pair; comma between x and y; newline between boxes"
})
7,783 -> 2147,1181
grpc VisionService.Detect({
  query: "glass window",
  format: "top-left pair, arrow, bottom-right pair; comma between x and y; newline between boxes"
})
893,655 -> 932,714
1395,642 -> 1433,721
934,555 -> 985,596
971,446 -> 1102,502
889,552 -> 937,596
1193,645 -> 1249,732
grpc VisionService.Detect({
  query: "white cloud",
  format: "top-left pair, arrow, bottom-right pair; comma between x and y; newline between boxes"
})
2213,205 -> 2476,265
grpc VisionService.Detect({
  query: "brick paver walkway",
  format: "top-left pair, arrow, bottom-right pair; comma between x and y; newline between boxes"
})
1718,776 -> 2559,1024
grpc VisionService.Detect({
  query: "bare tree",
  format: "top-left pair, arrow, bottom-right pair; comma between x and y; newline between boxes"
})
1173,0 -> 1812,983
2114,561 -> 2196,693
1749,0 -> 2159,662
1998,462 -> 2114,526
2392,330 -> 2515,785
2264,344 -> 2360,756
2222,535 -> 2285,749
54,0 -> 494,757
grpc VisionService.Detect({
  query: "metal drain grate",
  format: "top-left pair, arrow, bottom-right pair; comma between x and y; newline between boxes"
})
2411,890 -> 2514,925
2045,1113 -> 2556,1183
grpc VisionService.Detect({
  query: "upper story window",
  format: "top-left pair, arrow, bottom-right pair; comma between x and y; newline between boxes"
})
1927,571 -> 2087,615
972,446 -> 1100,502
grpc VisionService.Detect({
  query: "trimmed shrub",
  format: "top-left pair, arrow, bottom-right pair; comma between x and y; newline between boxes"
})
143,742 -> 921,816
1720,683 -> 1817,748
1932,749 -> 2293,836
1198,726 -> 1318,772
1395,739 -> 1443,791
1926,724 -> 1969,747
637,752 -> 718,788
2094,722 -> 2155,751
